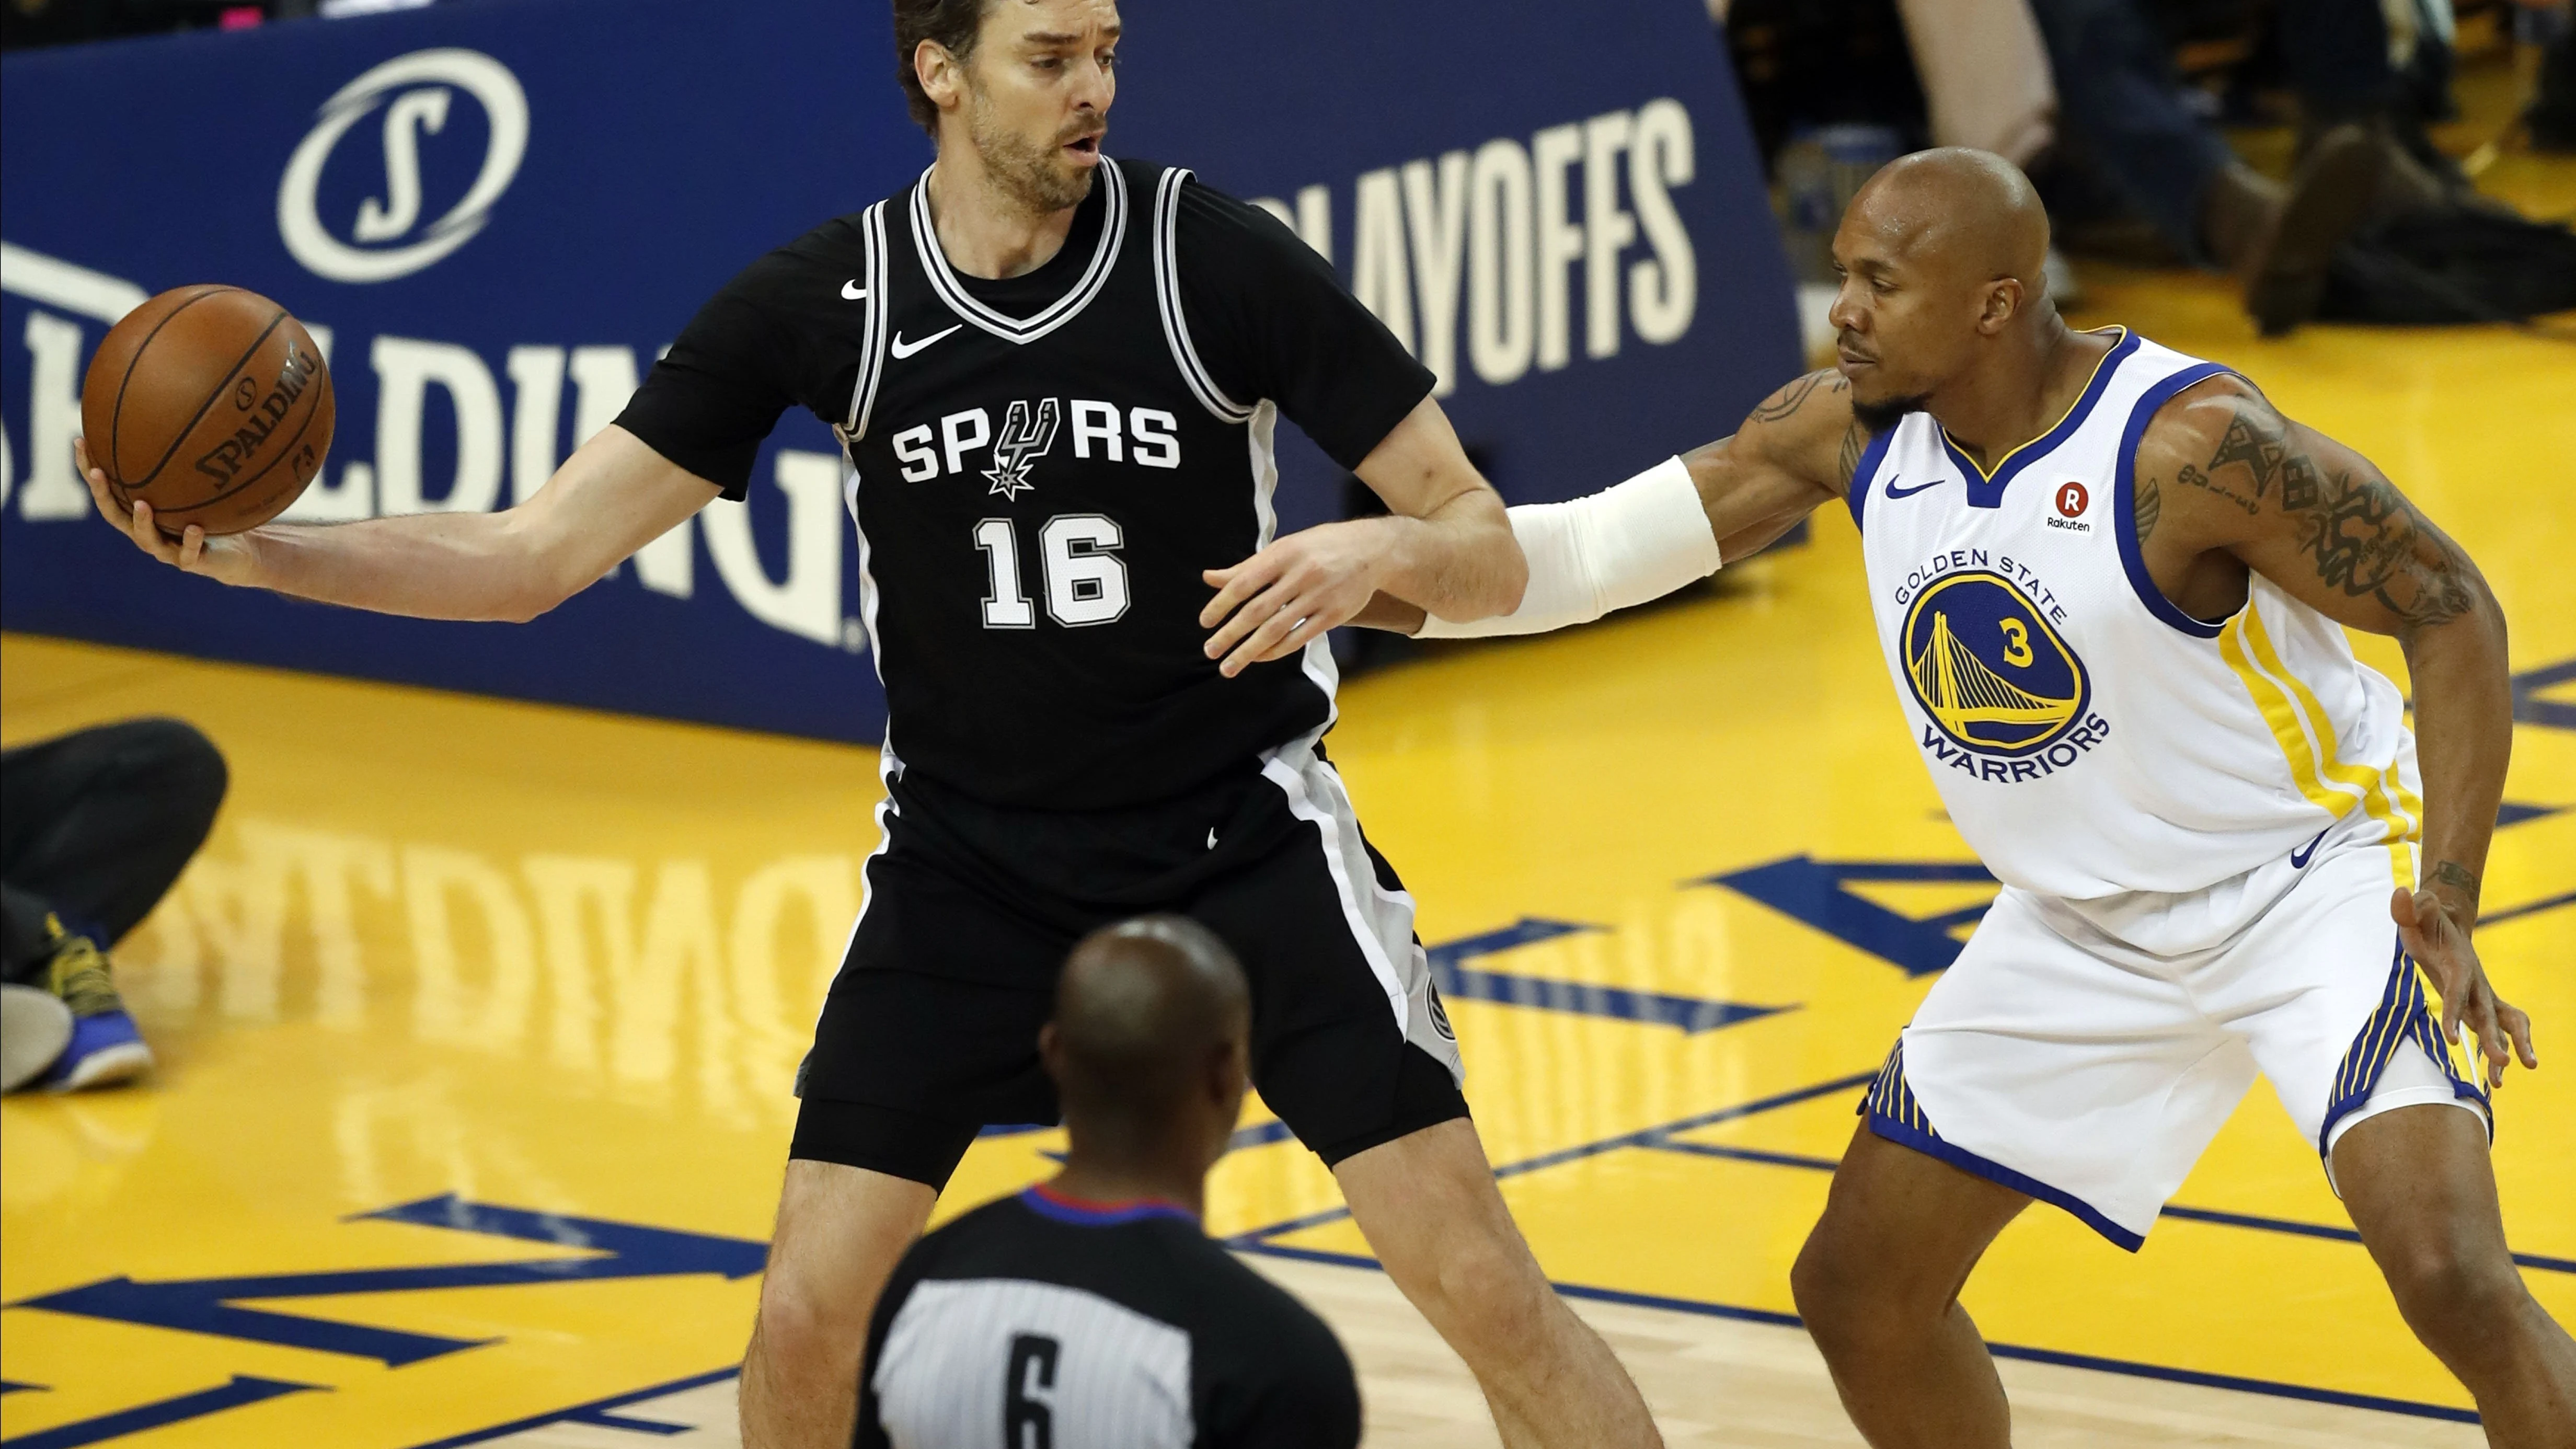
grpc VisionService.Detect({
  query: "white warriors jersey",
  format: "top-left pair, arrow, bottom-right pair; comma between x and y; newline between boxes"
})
1849,328 -> 2422,904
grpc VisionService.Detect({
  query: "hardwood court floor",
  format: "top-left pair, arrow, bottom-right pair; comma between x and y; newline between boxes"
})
4,153 -> 2572,1449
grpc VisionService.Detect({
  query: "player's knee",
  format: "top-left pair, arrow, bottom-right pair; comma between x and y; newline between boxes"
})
2383,1236 -> 2527,1345
752,1253 -> 875,1368
1439,1232 -> 1546,1315
1790,1232 -> 1860,1338
1792,1221 -> 1925,1354
1389,1222 -> 1551,1351
120,718 -> 230,831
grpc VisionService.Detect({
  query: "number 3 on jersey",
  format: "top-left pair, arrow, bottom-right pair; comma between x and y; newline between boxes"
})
974,515 -> 1130,628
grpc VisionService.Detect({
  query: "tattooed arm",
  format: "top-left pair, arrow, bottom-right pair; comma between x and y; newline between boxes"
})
2134,376 -> 2531,1086
1349,369 -> 1867,632
1684,367 -> 1871,560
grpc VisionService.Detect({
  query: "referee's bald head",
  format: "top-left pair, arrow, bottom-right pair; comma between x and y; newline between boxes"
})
1043,915 -> 1250,1148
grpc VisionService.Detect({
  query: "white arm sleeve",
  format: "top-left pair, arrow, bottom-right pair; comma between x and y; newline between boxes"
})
1414,456 -> 1721,639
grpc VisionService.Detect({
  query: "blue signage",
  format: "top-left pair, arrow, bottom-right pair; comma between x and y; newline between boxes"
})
1,0 -> 1797,743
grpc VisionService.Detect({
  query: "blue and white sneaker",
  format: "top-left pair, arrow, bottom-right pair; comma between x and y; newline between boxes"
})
34,928 -> 152,1091
2,983 -> 74,1093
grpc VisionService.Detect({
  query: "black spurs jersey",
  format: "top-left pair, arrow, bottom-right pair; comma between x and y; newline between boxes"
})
856,1185 -> 1360,1449
619,159 -> 1433,811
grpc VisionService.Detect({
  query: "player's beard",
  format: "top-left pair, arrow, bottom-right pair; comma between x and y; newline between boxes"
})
966,86 -> 1097,216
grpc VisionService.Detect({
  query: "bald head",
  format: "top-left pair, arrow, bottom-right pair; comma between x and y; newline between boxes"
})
1847,147 -> 2051,293
1827,148 -> 2066,416
1045,915 -> 1250,1141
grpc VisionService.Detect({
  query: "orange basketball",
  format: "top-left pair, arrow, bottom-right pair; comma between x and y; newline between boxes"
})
79,285 -> 334,537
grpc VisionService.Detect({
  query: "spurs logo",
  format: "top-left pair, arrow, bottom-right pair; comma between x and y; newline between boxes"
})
983,398 -> 1060,500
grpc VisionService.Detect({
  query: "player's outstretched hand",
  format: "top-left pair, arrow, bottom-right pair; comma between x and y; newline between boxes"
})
1200,520 -> 1397,678
2393,885 -> 2536,1090
78,436 -> 255,585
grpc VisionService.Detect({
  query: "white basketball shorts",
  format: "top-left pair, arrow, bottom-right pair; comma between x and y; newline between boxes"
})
1862,815 -> 2490,1249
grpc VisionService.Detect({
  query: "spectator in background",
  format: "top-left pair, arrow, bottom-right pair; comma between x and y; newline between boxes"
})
1,718 -> 226,1091
1890,0 -> 2086,301
2024,0 -> 2432,333
2,0 -> 430,50
2528,0 -> 2576,150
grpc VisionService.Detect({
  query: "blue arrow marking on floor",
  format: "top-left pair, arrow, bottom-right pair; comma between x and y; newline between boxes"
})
1424,919 -> 1792,1034
1699,856 -> 1998,977
2510,658 -> 2575,731
0,1375 -> 321,1449
8,1195 -> 766,1367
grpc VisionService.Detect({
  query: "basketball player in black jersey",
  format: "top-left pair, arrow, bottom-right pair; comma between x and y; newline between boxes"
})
859,915 -> 1359,1447
79,2 -> 1663,1445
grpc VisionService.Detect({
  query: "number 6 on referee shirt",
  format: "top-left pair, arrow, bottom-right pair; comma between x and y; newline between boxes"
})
974,515 -> 1130,629
1005,1332 -> 1057,1447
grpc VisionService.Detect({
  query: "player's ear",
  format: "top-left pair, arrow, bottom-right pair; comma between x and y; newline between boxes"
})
1207,1035 -> 1248,1114
1037,1021 -> 1064,1077
916,39 -> 964,114
1978,278 -> 2023,335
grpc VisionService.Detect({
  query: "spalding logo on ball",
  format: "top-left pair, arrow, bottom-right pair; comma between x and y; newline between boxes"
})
79,285 -> 335,537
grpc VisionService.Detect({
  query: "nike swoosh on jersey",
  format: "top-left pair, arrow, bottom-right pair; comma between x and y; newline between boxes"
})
890,324 -> 964,359
841,280 -> 867,301
1884,475 -> 1942,499
2289,825 -> 2331,868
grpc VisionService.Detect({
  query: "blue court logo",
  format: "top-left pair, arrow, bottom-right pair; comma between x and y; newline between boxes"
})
1901,572 -> 2090,756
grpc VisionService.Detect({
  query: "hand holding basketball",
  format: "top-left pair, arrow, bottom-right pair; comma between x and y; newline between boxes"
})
77,283 -> 333,581
77,436 -> 256,584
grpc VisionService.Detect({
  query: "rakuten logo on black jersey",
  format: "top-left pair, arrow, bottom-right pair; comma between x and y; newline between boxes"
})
890,399 -> 1182,492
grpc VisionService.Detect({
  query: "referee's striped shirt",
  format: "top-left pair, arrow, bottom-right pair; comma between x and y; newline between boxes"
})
856,1184 -> 1360,1448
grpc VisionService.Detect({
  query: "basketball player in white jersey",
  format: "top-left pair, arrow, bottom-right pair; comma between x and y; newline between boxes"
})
1346,149 -> 2574,1444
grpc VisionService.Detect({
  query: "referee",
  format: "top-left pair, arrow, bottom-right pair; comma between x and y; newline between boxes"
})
858,916 -> 1358,1448
84,2 -> 1660,1445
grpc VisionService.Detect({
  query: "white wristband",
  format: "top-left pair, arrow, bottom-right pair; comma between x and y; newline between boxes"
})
1416,456 -> 1720,639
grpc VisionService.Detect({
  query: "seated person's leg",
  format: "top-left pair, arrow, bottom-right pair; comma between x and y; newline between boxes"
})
2276,0 -> 2401,128
2025,0 -> 2239,262
2025,0 -> 2382,332
0,718 -> 228,958
0,719 -> 227,1089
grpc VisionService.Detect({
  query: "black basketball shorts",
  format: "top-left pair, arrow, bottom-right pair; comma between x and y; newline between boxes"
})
789,739 -> 1467,1190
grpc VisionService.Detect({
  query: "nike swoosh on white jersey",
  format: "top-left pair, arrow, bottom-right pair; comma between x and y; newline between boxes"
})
840,280 -> 867,301
890,324 -> 963,359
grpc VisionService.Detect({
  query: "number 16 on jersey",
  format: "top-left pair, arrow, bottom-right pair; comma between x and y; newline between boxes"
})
974,516 -> 1131,628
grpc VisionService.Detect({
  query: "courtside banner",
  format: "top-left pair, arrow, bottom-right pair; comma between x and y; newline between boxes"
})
1,0 -> 1796,744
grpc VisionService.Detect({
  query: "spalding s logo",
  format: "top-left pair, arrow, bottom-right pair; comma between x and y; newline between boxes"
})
277,49 -> 530,284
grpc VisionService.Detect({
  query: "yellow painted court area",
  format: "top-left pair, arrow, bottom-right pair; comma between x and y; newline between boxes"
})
5,167 -> 2575,1449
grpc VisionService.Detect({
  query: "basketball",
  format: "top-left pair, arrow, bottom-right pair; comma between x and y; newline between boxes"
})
79,285 -> 334,537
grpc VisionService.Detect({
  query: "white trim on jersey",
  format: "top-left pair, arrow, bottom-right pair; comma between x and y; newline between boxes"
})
1247,399 -> 1282,550
819,775 -> 897,1056
1242,399 -> 1344,734
841,200 -> 893,442
1151,167 -> 1257,424
910,160 -> 1129,346
873,1277 -> 1194,1447
808,461 -> 899,1051
1259,744 -> 1412,1042
841,459 -> 889,689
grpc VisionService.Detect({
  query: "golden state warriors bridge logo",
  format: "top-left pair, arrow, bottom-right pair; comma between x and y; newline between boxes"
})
1902,572 -> 2108,781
